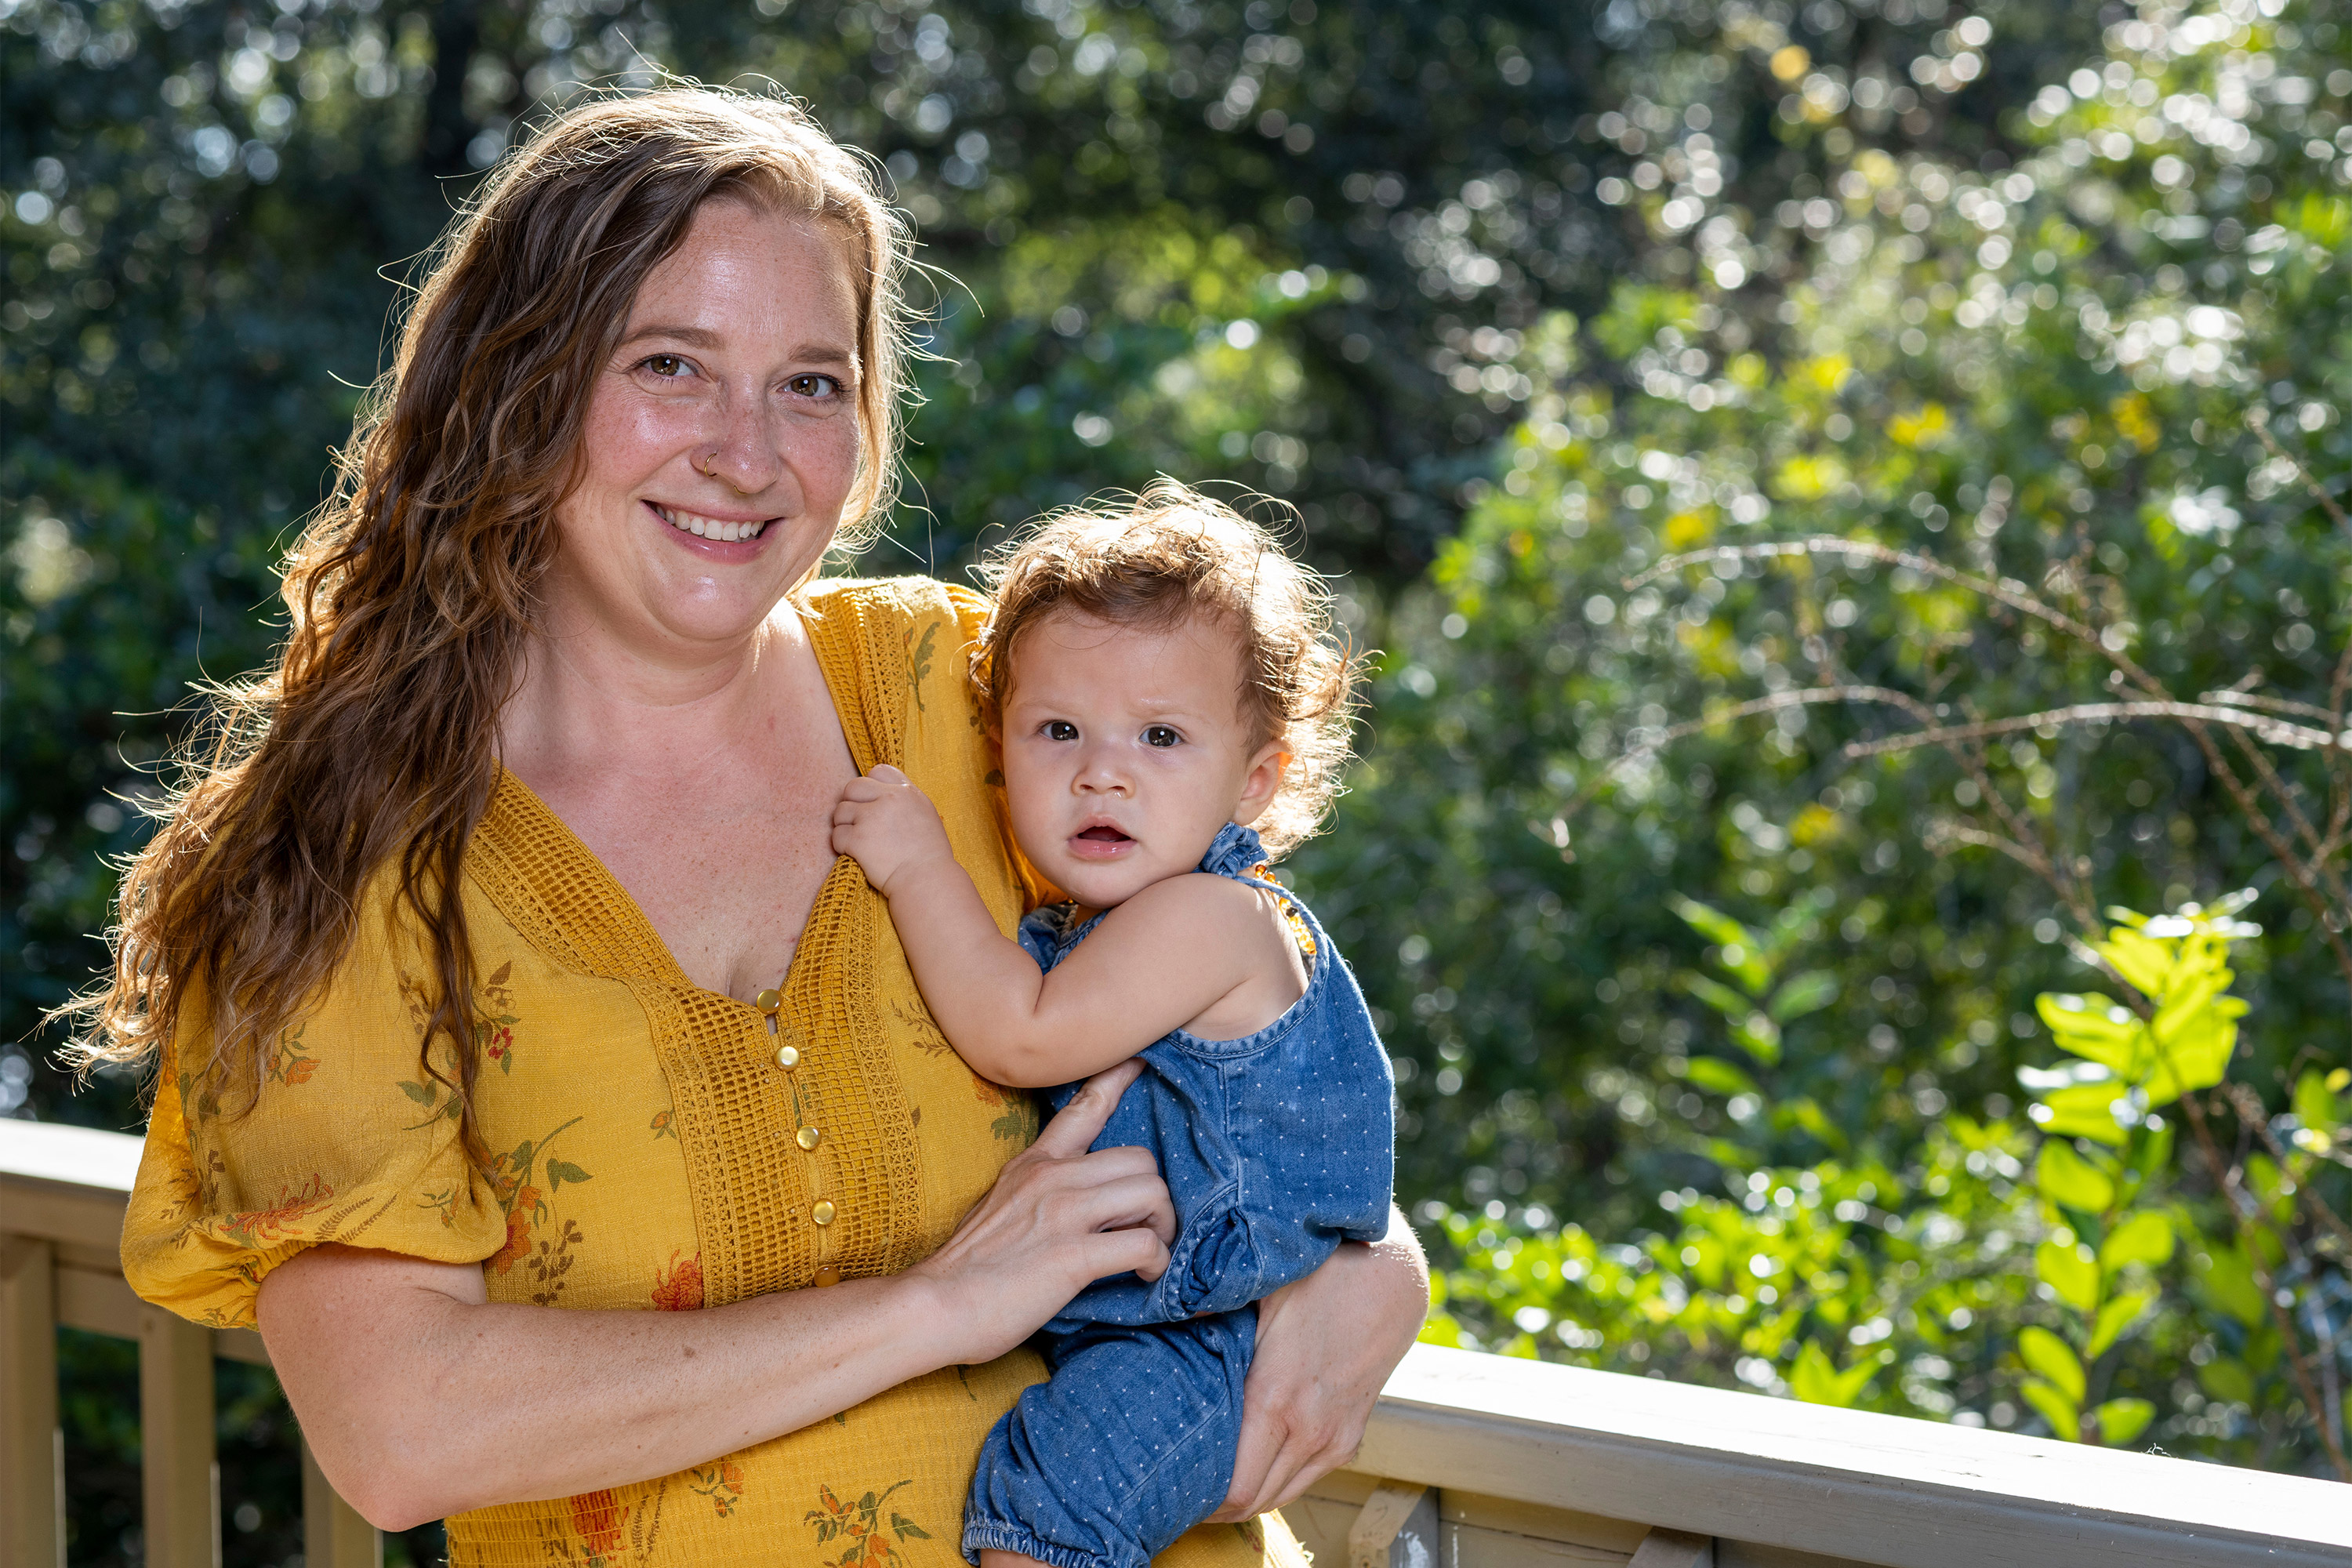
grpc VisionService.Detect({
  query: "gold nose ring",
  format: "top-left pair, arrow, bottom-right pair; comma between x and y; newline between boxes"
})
695,451 -> 719,479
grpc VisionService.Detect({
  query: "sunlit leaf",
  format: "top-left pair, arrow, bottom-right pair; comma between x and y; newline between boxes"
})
1680,973 -> 1752,1020
2034,1142 -> 2114,1215
2092,1397 -> 2155,1447
2019,1377 -> 2081,1442
2092,927 -> 2172,999
2198,1357 -> 2257,1406
2293,1069 -> 2341,1138
1683,1057 -> 1759,1098
2035,1240 -> 2101,1315
1790,1341 -> 1878,1407
2086,1288 -> 2158,1359
2191,1247 -> 2267,1328
2096,1214 -> 2173,1276
2034,993 -> 2147,1077
2019,1326 -> 2085,1403
1767,969 -> 1840,1022
2031,1083 -> 2130,1146
1730,1013 -> 1784,1065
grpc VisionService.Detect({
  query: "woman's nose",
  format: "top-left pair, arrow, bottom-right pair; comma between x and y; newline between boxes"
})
699,387 -> 785,495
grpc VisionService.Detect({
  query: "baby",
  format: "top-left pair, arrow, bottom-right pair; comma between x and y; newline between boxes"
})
831,481 -> 1395,1568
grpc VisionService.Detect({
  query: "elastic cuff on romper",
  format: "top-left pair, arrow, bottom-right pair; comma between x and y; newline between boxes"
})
961,1519 -> 1138,1568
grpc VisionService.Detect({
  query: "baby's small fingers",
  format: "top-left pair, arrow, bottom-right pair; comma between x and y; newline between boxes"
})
867,763 -> 910,786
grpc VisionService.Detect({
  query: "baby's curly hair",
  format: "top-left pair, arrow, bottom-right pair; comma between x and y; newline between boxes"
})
972,480 -> 1360,860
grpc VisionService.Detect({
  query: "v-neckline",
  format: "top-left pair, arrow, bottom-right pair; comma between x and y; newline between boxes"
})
480,591 -> 873,1009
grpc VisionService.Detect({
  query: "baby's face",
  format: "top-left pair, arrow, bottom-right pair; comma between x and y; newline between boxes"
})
999,610 -> 1286,912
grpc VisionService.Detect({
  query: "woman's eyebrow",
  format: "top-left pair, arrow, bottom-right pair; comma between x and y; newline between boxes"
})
619,323 -> 723,349
618,324 -> 856,368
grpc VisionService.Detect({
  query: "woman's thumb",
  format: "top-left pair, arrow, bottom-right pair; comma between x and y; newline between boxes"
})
1030,1058 -> 1144,1156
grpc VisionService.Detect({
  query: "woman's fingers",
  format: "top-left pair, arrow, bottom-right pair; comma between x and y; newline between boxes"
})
1064,1167 -> 1177,1260
1083,1220 -> 1170,1285
1212,1406 -> 1348,1521
1026,1058 -> 1144,1160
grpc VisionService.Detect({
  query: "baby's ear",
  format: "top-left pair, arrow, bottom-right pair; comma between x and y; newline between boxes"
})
1232,744 -> 1290,826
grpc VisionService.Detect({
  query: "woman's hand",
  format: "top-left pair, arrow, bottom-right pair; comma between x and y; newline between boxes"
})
1206,1206 -> 1429,1523
908,1058 -> 1176,1367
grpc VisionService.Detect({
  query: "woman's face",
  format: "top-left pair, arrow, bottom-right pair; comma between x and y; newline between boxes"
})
545,196 -> 863,656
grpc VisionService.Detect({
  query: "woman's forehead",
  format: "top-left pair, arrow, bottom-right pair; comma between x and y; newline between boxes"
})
629,198 -> 862,339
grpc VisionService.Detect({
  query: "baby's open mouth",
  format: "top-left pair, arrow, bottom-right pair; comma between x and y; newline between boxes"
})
1076,826 -> 1131,844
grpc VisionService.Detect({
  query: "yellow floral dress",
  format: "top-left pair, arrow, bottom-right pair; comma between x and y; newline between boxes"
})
121,578 -> 1305,1568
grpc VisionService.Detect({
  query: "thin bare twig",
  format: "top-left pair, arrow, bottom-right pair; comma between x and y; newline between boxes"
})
1842,701 -> 2348,760
1629,537 -> 2167,693
2223,1081 -> 2352,1258
1922,818 -> 2063,882
2203,689 -> 2348,727
1563,684 -> 1933,815
2247,412 -> 2352,541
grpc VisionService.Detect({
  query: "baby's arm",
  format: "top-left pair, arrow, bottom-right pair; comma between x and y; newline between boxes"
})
830,766 -> 1272,1087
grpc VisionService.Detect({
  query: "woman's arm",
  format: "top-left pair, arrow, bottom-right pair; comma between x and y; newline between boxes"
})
260,1063 -> 1174,1531
1207,1205 -> 1430,1522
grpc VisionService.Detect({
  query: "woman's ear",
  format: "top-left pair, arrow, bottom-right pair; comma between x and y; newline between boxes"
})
1232,743 -> 1290,827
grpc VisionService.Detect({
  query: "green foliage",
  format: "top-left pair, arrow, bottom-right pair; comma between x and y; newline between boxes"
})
1348,3 -> 2352,1477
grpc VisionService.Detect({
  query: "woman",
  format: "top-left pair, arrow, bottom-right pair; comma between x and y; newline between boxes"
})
93,89 -> 1427,1566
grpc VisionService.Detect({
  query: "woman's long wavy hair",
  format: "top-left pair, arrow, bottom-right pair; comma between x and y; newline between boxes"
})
71,88 -> 913,1167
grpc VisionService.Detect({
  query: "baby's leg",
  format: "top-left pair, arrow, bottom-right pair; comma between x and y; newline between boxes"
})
963,1310 -> 1256,1568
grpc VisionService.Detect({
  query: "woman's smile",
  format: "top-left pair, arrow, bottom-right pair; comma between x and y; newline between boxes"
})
647,499 -> 776,546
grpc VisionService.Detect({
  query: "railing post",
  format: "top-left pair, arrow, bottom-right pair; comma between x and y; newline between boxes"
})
1628,1526 -> 1715,1568
2,1236 -> 66,1568
1350,1481 -> 1439,1568
303,1436 -> 383,1568
138,1303 -> 220,1568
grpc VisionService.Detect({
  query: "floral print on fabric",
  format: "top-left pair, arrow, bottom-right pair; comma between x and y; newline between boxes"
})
650,1249 -> 703,1312
806,1481 -> 931,1566
481,1117 -> 592,1304
266,1025 -> 320,1088
688,1460 -> 746,1519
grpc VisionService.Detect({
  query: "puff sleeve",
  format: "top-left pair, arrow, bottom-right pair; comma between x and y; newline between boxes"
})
121,891 -> 506,1330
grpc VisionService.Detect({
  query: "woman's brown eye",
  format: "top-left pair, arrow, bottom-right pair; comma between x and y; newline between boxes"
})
791,373 -> 840,398
645,355 -> 684,377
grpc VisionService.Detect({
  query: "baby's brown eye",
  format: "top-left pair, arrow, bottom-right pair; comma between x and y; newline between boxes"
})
1143,726 -> 1181,749
1045,720 -> 1079,742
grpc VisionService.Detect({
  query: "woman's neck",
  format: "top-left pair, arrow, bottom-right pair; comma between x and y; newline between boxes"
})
499,601 -> 797,782
495,595 -> 860,1000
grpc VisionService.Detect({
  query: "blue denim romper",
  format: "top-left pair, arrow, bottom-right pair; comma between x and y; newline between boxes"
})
960,824 -> 1396,1568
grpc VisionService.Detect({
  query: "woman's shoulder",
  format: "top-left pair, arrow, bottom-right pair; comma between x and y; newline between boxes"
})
803,573 -> 985,633
800,572 -> 993,763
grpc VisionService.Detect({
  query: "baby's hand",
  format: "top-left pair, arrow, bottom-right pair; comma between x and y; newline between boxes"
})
831,764 -> 956,896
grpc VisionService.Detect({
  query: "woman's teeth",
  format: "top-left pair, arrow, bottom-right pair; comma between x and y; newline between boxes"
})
655,505 -> 768,543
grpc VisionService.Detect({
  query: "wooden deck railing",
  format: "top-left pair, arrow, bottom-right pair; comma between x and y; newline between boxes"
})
5,1118 -> 2350,1568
